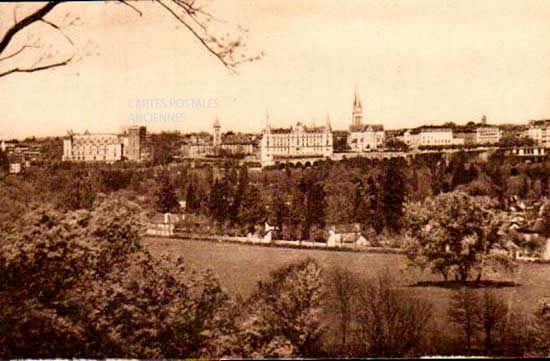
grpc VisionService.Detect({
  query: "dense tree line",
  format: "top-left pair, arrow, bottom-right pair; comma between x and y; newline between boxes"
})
5,149 -> 550,242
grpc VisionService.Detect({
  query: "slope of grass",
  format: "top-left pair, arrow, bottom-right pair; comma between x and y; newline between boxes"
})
143,237 -> 550,317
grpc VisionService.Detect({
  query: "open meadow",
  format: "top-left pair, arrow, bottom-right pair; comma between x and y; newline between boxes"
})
143,237 -> 550,320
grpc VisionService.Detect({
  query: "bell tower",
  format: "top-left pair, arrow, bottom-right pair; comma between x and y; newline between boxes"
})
213,117 -> 221,147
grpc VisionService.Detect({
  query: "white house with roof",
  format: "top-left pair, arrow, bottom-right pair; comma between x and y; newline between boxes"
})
147,213 -> 183,237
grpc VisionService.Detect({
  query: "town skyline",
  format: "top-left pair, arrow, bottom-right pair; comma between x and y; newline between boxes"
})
2,0 -> 550,139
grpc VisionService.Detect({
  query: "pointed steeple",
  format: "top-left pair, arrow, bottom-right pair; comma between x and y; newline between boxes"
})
353,82 -> 362,108
352,85 -> 363,128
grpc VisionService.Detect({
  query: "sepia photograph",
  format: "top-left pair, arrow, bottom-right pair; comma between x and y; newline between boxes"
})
2,0 -> 550,358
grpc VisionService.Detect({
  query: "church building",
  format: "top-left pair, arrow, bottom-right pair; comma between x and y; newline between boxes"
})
347,91 -> 385,152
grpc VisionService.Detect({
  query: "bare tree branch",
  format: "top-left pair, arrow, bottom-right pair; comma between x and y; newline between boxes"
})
41,18 -> 75,46
13,4 -> 19,24
0,1 -> 64,56
0,44 -> 39,62
156,0 -> 233,71
0,0 -> 260,79
0,55 -> 73,78
118,0 -> 142,17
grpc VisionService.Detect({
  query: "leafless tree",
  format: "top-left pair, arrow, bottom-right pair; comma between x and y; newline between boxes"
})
324,266 -> 361,354
355,272 -> 433,358
477,290 -> 508,354
0,0 -> 260,78
447,287 -> 480,353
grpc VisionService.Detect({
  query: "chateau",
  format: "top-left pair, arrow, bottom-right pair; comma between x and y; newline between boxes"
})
62,126 -> 146,162
260,119 -> 333,165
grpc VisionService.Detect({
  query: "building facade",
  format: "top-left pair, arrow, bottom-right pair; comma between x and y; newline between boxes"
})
419,128 -> 455,146
399,127 -> 461,148
220,134 -> 257,155
260,120 -> 333,165
183,120 -> 257,158
347,91 -> 385,151
475,126 -> 501,145
62,126 -> 146,162
348,125 -> 385,152
527,119 -> 550,147
453,130 -> 476,145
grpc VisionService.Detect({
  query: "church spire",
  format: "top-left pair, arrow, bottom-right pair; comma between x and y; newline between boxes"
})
352,85 -> 363,128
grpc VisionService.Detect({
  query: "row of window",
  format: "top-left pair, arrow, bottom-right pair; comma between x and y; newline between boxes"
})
420,138 -> 453,145
69,155 -> 121,161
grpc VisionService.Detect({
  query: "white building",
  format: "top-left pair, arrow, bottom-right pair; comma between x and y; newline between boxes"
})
398,129 -> 420,148
9,163 -> 21,174
147,213 -> 183,237
418,128 -> 455,146
527,119 -> 550,147
260,120 -> 333,165
398,127 -> 463,148
475,126 -> 501,145
348,125 -> 385,152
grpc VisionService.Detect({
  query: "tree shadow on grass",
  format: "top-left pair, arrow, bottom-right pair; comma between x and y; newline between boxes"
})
409,280 -> 520,289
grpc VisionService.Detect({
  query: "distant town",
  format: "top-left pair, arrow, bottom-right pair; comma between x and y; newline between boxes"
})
1,91 -> 548,174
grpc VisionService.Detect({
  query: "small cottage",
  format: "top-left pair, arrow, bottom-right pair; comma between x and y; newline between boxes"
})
327,224 -> 371,248
248,222 -> 276,244
147,213 -> 183,237
9,163 -> 21,174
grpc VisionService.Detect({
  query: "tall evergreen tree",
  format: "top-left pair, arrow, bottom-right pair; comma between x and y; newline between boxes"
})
410,167 -> 420,201
209,178 -> 230,223
0,149 -> 8,173
230,165 -> 249,225
290,182 -> 307,240
240,184 -> 266,230
450,151 -> 468,190
272,195 -> 289,233
186,181 -> 198,212
155,177 -> 180,214
381,158 -> 406,233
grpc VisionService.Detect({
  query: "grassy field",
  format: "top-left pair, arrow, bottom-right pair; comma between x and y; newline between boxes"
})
143,237 -> 550,319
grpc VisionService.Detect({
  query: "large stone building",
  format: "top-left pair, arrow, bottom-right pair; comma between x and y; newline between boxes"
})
62,126 -> 146,162
260,119 -> 333,165
220,134 -> 257,155
347,91 -> 385,151
527,119 -> 550,147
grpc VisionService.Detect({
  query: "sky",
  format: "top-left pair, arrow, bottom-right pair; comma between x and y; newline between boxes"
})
1,0 -> 550,139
